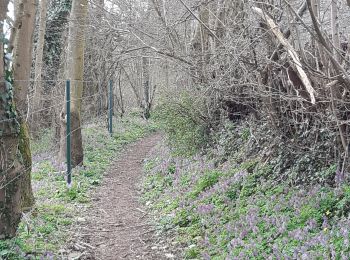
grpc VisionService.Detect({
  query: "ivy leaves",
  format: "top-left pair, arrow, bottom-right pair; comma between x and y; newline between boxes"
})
0,81 -> 19,136
0,26 -> 19,137
0,58 -> 19,136
0,32 -> 9,45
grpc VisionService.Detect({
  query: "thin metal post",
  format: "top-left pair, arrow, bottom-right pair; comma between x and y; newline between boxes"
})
66,80 -> 72,188
109,80 -> 113,135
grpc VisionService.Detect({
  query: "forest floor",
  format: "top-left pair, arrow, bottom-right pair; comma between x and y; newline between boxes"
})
72,133 -> 179,260
0,117 -> 181,259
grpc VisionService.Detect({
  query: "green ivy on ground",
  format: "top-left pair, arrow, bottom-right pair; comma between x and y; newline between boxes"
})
142,141 -> 350,259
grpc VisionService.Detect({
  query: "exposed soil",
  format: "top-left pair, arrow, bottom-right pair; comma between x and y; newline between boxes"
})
71,134 -> 178,260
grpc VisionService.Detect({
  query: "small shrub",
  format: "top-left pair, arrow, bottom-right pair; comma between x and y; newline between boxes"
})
153,91 -> 209,156
185,247 -> 200,259
191,170 -> 221,198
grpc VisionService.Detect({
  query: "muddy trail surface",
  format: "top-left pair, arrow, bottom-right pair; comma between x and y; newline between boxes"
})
73,134 -> 178,260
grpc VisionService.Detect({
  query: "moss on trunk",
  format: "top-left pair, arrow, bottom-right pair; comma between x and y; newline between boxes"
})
0,135 -> 23,239
18,121 -> 35,211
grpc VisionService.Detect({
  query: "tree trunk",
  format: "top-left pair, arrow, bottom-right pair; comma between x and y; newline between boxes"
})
32,0 -> 48,129
331,0 -> 340,63
121,65 -> 142,108
116,68 -> 125,117
142,54 -> 151,119
191,5 -> 210,84
12,0 -> 36,210
330,0 -> 348,164
59,0 -> 88,167
0,0 -> 31,238
13,0 -> 36,116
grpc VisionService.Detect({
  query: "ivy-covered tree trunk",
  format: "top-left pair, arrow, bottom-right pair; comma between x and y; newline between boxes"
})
0,0 -> 25,238
59,0 -> 88,167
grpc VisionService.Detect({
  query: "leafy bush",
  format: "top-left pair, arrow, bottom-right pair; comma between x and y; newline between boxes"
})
153,91 -> 209,156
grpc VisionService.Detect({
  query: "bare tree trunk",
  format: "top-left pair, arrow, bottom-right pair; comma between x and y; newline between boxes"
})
13,0 -> 35,116
253,7 -> 316,104
8,0 -> 21,53
32,0 -> 48,129
331,0 -> 340,63
59,0 -> 88,167
121,65 -> 142,108
191,5 -> 210,84
114,68 -> 125,117
12,0 -> 36,210
150,0 -> 180,50
142,54 -> 151,119
165,60 -> 169,88
311,0 -> 327,72
330,0 -> 348,168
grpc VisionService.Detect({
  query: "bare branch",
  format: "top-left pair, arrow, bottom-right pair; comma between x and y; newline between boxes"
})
252,6 -> 316,104
175,0 -> 223,45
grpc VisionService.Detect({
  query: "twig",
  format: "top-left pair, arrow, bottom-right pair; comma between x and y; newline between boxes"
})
79,241 -> 96,249
135,207 -> 146,214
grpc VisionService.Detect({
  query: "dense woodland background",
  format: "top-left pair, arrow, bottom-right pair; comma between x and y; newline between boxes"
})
2,0 -> 350,258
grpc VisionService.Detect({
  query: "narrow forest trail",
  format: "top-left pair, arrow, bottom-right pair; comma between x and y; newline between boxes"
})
76,134 -> 177,260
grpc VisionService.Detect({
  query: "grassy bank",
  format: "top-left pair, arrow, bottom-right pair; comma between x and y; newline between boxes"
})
0,116 -> 157,259
142,138 -> 350,259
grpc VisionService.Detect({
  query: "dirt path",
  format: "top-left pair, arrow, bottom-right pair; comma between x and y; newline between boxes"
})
77,134 -> 177,260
